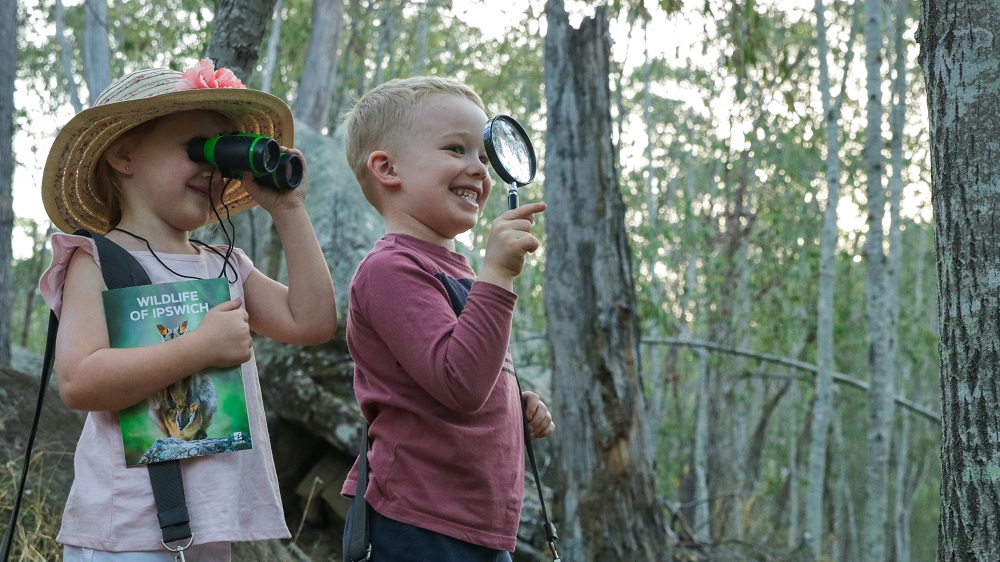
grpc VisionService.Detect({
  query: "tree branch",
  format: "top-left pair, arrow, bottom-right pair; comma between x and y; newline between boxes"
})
643,338 -> 940,424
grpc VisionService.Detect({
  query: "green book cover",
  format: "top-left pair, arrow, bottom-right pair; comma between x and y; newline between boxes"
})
103,277 -> 253,467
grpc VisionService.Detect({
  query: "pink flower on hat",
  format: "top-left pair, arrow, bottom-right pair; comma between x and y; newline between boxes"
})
175,58 -> 245,91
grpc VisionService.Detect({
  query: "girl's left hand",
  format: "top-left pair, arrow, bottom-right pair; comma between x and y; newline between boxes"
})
523,391 -> 555,439
239,146 -> 309,213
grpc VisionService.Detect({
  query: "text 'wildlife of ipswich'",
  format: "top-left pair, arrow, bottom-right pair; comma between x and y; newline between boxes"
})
130,290 -> 210,321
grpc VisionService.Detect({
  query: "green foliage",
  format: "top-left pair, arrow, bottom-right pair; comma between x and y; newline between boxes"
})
10,0 -> 941,556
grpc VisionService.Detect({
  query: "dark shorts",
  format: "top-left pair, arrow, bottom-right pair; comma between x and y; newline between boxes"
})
344,505 -> 512,562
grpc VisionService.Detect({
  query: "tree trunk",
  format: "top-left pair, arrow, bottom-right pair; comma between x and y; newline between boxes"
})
806,0 -> 850,555
692,350 -> 711,543
54,0 -> 83,113
205,0 -> 278,82
918,2 -> 1000,560
372,1 -> 395,84
0,0 -> 16,367
411,0 -> 434,76
887,0 -> 908,556
82,0 -> 111,103
259,0 -> 284,93
542,2 -> 665,559
292,0 -> 345,132
861,0 -> 893,558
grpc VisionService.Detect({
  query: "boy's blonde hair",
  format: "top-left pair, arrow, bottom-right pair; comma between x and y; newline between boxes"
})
344,76 -> 485,211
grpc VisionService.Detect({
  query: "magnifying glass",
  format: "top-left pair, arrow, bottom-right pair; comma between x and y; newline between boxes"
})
484,115 -> 536,210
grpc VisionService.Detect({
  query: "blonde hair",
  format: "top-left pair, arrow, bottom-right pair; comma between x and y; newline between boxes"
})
343,76 -> 485,211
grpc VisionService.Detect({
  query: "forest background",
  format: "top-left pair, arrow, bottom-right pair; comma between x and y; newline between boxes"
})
0,0 -> 976,561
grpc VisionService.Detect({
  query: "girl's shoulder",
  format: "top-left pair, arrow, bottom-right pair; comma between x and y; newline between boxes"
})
38,233 -> 102,317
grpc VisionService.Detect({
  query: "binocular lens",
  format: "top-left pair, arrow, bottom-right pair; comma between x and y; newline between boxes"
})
255,153 -> 303,190
188,133 -> 280,176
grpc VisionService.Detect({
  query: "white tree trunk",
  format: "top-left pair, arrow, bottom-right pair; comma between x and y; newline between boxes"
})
82,0 -> 111,103
54,0 -> 83,113
411,0 -> 435,76
259,0 -> 284,93
805,0 -> 847,555
887,0 -> 908,556
692,350 -> 711,543
292,0 -> 345,131
372,2 -> 395,84
787,393 -> 801,549
861,0 -> 894,559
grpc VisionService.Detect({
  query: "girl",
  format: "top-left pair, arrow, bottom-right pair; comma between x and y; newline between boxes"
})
38,59 -> 336,561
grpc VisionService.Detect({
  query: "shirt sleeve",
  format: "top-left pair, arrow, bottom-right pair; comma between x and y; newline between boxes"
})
38,233 -> 102,318
352,250 -> 518,413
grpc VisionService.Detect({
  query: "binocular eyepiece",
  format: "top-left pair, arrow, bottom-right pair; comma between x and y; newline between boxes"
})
187,132 -> 303,190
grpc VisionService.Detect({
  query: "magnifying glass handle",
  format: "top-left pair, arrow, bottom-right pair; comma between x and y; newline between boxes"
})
508,183 -> 519,210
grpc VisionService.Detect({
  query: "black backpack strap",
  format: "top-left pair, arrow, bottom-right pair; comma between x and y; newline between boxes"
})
344,426 -> 371,562
73,230 -> 194,551
75,229 -> 152,287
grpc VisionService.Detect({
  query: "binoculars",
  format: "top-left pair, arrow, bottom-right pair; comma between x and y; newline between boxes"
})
187,132 -> 303,190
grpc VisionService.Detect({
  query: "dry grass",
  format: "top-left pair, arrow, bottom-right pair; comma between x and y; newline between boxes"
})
1,454 -> 65,561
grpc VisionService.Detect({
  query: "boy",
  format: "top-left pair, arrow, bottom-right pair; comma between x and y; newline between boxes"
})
340,76 -> 555,560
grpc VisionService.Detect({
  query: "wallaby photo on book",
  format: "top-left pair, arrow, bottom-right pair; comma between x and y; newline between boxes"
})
102,277 -> 253,467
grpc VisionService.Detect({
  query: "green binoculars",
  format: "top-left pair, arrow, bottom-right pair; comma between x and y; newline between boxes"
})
187,132 -> 302,190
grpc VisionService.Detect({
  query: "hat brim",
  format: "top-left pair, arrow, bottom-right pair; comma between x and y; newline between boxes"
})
42,88 -> 295,234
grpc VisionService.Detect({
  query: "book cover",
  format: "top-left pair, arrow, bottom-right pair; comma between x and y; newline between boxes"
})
103,277 -> 253,467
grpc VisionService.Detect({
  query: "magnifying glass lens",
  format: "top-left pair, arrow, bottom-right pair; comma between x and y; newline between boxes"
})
494,120 -> 533,184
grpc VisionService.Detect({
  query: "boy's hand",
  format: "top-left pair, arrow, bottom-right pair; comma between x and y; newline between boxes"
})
239,146 -> 309,214
194,298 -> 253,368
479,201 -> 546,291
523,391 -> 555,439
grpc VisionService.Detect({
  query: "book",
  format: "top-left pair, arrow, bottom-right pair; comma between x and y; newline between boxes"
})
103,277 -> 253,467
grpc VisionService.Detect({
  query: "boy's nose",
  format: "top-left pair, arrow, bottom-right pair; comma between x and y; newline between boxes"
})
470,157 -> 489,179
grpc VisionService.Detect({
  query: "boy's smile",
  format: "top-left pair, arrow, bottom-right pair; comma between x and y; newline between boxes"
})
379,93 -> 493,248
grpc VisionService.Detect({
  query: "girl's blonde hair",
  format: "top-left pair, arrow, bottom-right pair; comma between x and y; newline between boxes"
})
343,76 -> 485,211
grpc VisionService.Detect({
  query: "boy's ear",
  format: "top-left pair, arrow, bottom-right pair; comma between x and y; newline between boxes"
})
367,151 -> 401,188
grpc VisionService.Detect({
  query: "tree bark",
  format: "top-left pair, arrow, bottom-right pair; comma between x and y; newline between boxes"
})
0,0 -> 16,367
259,0 -> 284,93
54,0 -> 83,113
861,0 -> 894,559
82,0 -> 111,103
887,0 -> 908,556
918,2 -> 1000,560
292,0 -> 345,132
543,2 -> 665,559
806,0 -> 855,554
205,0 -> 278,82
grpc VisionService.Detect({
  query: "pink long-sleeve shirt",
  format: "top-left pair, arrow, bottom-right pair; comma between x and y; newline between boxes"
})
340,233 -> 525,552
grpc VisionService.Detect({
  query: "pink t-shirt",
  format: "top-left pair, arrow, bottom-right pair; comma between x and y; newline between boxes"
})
39,232 -> 290,551
340,233 -> 525,552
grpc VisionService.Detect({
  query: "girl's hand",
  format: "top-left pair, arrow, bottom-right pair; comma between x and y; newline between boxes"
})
523,391 -> 555,439
194,298 -> 253,368
479,201 -> 546,291
239,146 -> 309,214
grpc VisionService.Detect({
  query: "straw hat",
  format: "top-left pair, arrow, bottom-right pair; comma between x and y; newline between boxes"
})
42,59 -> 295,234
